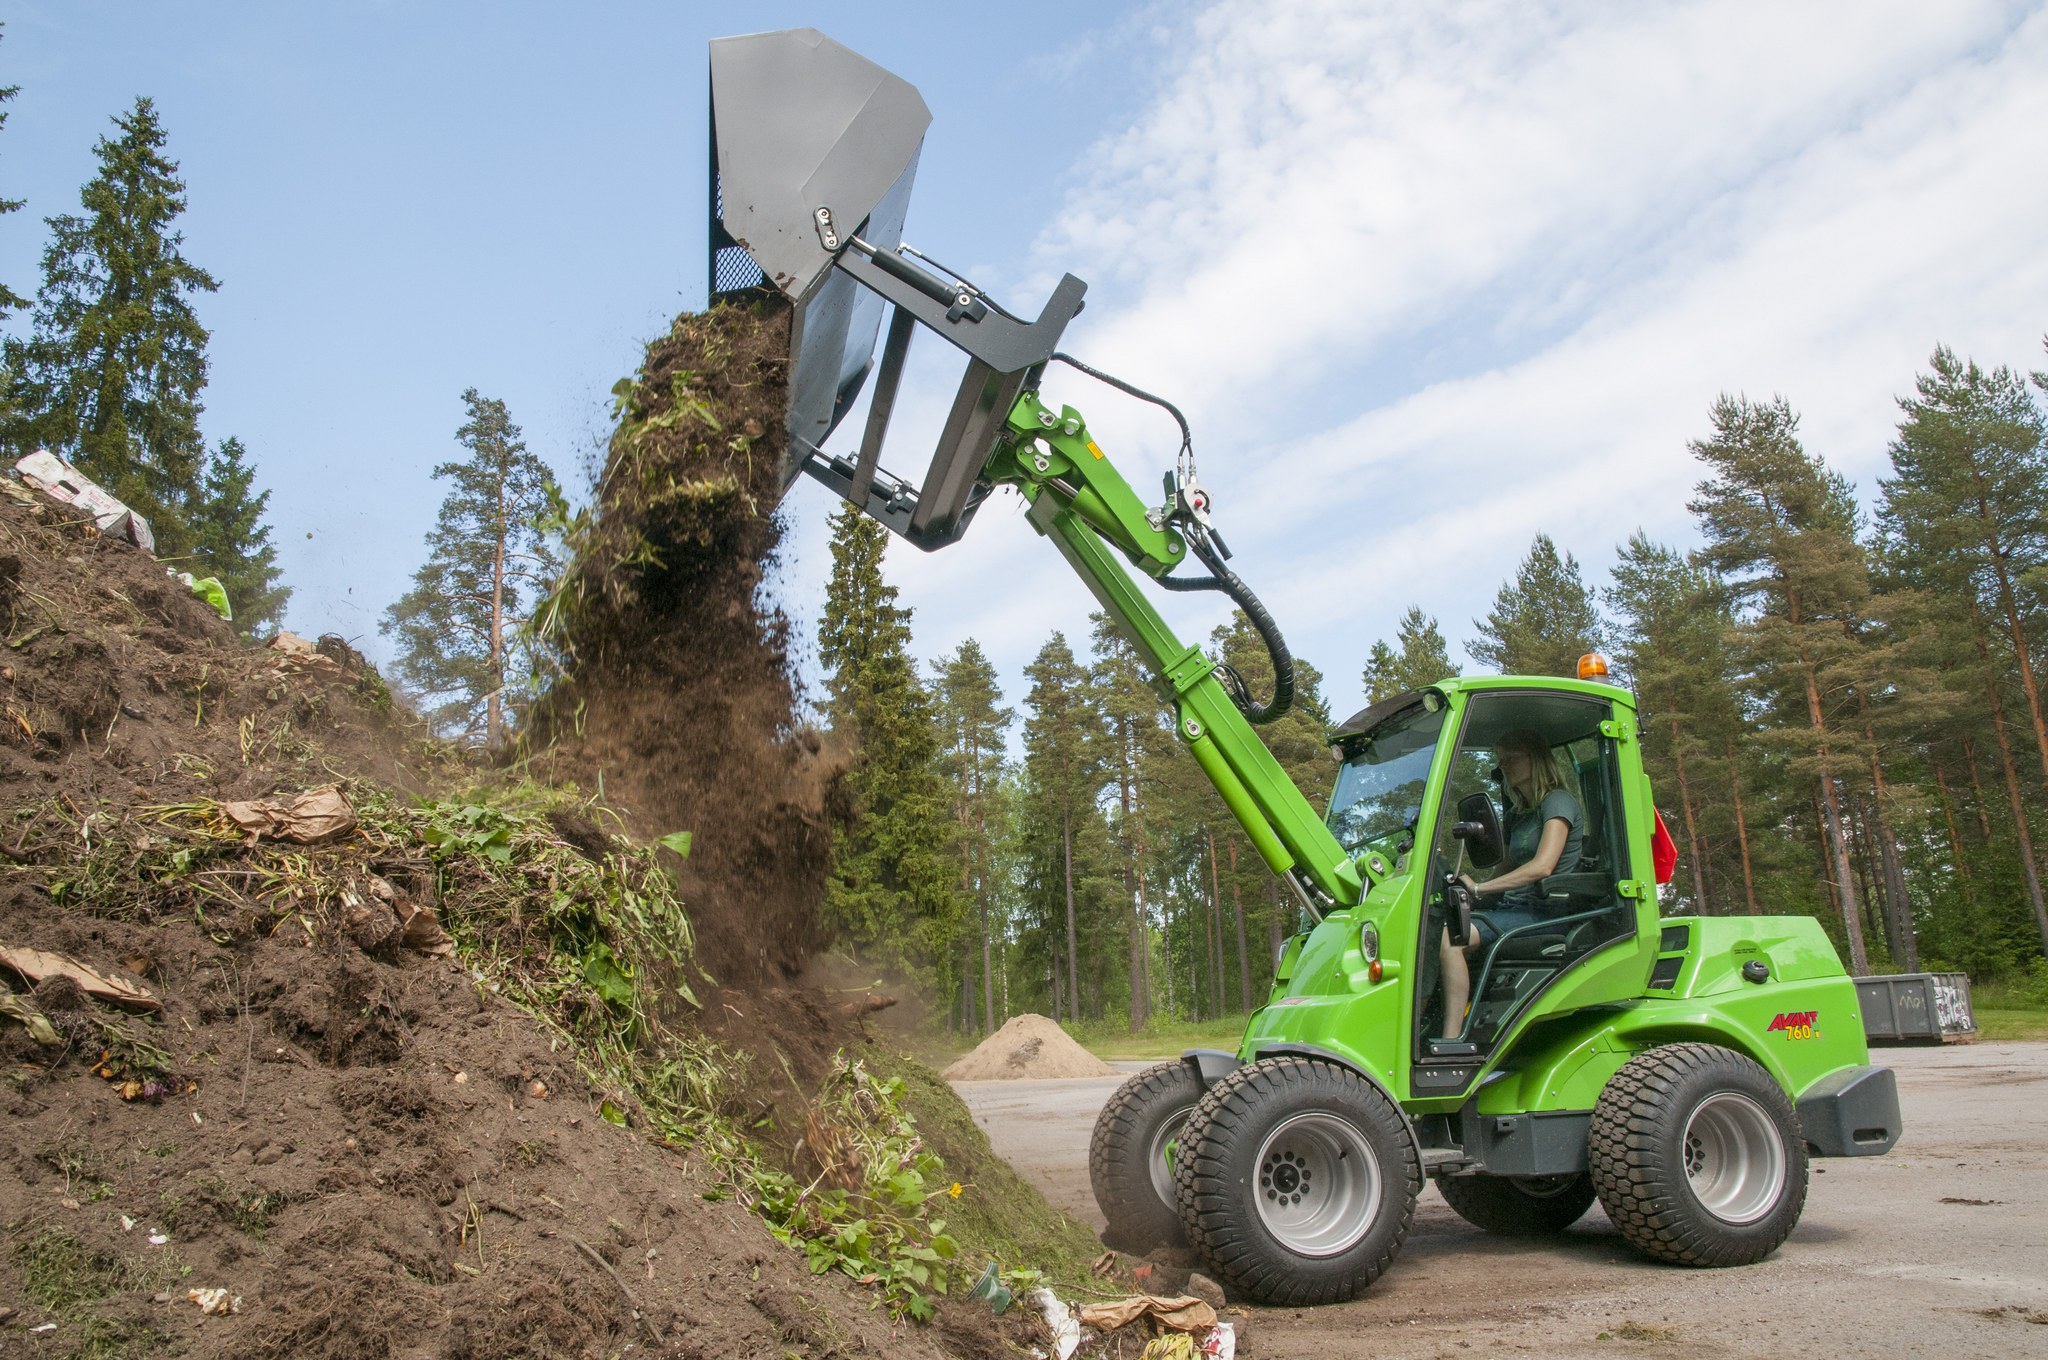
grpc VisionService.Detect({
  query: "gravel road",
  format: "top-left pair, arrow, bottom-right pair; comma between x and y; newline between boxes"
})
954,1042 -> 2048,1358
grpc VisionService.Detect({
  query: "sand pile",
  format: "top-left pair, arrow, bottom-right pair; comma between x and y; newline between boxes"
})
943,1014 -> 1117,1081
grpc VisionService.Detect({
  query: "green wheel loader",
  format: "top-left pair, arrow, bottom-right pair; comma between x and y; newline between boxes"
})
705,27 -> 1903,1307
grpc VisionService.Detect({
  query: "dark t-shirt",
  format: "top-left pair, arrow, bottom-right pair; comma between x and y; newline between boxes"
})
1499,789 -> 1584,910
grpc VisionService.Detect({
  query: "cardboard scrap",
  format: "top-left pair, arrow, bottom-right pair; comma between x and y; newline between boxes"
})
1079,1294 -> 1218,1334
221,785 -> 357,844
266,630 -> 341,678
0,945 -> 160,1011
14,449 -> 156,551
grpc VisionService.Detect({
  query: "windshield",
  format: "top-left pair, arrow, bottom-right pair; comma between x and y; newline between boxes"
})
1327,702 -> 1444,861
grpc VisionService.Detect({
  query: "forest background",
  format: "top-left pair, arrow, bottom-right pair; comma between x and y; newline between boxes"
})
4,19 -> 2047,1042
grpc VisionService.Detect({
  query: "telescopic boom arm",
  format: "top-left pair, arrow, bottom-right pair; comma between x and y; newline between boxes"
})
706,26 -> 1367,915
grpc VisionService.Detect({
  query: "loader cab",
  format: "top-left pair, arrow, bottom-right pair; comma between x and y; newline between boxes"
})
1412,685 -> 1638,1061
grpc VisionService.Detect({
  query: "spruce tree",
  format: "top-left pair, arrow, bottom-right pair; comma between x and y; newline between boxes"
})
1467,533 -> 1604,677
816,503 -> 962,983
1362,605 -> 1453,700
932,638 -> 1012,1033
381,390 -> 557,745
187,436 -> 290,633
0,27 -> 26,321
2,99 -> 218,550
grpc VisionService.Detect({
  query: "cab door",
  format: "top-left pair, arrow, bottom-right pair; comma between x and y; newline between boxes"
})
1414,686 -> 1654,1067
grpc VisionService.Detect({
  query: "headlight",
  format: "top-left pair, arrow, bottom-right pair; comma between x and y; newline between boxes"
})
1358,920 -> 1383,985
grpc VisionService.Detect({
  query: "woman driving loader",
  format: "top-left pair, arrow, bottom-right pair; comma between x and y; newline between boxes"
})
1437,729 -> 1584,1040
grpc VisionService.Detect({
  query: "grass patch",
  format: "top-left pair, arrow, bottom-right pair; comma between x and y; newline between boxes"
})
1967,969 -> 2048,1042
873,1047 -> 1102,1287
11,1228 -> 170,1359
1974,1008 -> 2048,1042
1062,1014 -> 1249,1062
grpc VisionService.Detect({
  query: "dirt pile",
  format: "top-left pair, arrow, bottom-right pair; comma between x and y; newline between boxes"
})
0,491 -> 991,1358
529,299 -> 843,996
943,1015 -> 1117,1081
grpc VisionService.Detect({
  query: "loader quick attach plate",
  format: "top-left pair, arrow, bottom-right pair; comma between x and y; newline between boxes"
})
706,28 -> 1086,550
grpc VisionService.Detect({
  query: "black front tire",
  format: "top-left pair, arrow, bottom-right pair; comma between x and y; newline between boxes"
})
1436,1171 -> 1596,1235
1090,1061 -> 1203,1251
1588,1042 -> 1809,1266
1173,1056 -> 1419,1305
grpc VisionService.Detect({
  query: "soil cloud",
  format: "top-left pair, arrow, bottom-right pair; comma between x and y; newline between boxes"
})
942,1014 -> 1117,1081
529,300 -> 843,994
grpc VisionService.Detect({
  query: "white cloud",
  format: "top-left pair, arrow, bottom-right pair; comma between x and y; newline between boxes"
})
857,0 -> 2048,720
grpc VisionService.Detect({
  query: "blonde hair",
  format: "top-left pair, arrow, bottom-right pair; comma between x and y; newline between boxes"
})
1498,730 -> 1568,810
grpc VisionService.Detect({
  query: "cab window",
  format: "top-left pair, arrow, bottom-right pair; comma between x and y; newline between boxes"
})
1417,690 -> 1634,1058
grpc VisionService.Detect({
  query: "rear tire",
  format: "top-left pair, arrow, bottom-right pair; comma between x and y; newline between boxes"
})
1173,1056 -> 1418,1305
1588,1042 -> 1808,1266
1435,1171 -> 1595,1235
1090,1062 -> 1203,1251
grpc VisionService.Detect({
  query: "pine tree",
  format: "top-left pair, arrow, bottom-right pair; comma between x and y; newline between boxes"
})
0,26 -> 26,321
1362,605 -> 1453,700
186,436 -> 290,633
381,390 -> 557,745
1689,395 -> 1878,972
816,503 -> 963,984
1879,348 -> 2048,961
1467,533 -> 1604,677
932,638 -> 1012,1033
2,99 -> 218,550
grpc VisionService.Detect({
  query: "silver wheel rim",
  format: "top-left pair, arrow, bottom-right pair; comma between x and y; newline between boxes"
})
1148,1105 -> 1195,1208
1682,1092 -> 1786,1225
1252,1112 -> 1382,1257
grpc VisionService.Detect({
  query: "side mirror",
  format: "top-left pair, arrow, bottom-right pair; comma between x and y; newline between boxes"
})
1451,791 -> 1504,869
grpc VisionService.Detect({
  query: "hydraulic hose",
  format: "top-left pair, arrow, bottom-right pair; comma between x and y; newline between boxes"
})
1184,524 -> 1295,726
1043,350 -> 1294,726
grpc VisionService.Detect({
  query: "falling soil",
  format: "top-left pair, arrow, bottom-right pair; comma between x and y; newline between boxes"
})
528,299 -> 844,1000
942,1015 -> 1117,1081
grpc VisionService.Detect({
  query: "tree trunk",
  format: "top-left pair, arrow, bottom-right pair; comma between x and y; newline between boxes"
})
1854,679 -> 1918,969
1982,499 -> 2048,787
1667,710 -> 1710,913
1960,734 -> 1995,842
1725,742 -> 1760,915
1228,836 -> 1251,1012
1062,806 -> 1081,1024
1118,738 -> 1147,1033
1799,660 -> 1869,973
486,475 -> 508,749
1973,622 -> 2048,960
1931,758 -> 1973,882
1196,827 -> 1212,1007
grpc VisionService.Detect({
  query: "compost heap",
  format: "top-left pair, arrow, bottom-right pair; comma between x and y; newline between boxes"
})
942,1014 -> 1117,1081
0,302 -> 1098,1360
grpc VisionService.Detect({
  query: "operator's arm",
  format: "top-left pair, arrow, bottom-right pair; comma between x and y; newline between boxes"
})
1468,818 -> 1571,896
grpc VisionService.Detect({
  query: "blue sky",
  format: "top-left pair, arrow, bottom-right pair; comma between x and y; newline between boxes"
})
5,2 -> 2047,727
